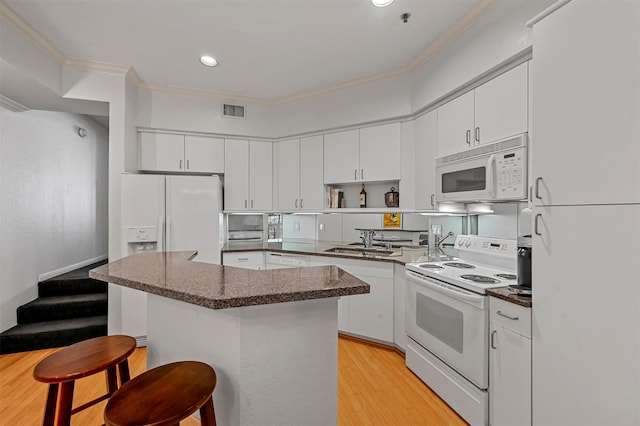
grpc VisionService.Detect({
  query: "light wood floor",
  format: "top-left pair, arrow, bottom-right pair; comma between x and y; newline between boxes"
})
0,337 -> 466,425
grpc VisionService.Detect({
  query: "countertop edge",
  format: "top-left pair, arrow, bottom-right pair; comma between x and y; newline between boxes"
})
486,287 -> 532,308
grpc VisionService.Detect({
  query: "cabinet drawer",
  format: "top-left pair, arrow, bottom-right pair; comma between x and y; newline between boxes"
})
223,251 -> 265,269
490,297 -> 531,338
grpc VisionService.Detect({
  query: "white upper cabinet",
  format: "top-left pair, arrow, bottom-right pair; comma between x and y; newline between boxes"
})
139,132 -> 224,173
323,129 -> 360,184
475,62 -> 528,146
414,110 -> 438,210
323,123 -> 401,184
437,63 -> 528,158
224,139 -> 272,211
359,122 -> 401,182
184,135 -> 225,173
277,135 -> 325,211
299,135 -> 325,210
437,91 -> 475,157
531,1 -> 640,206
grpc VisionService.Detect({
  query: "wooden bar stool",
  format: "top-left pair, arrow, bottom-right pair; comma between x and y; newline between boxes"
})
33,335 -> 136,426
104,361 -> 217,426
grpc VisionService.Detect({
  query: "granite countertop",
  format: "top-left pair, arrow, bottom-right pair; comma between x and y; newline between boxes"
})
486,287 -> 532,308
222,240 -> 449,265
89,251 -> 370,310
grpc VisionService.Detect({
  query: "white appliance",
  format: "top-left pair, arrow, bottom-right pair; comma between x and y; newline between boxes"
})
405,235 -> 517,425
436,134 -> 527,203
119,174 -> 223,340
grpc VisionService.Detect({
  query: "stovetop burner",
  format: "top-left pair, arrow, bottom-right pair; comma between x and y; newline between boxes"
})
418,264 -> 444,269
460,274 -> 500,284
495,273 -> 517,280
444,262 -> 475,269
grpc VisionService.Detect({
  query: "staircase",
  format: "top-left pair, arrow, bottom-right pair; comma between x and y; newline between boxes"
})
0,260 -> 108,354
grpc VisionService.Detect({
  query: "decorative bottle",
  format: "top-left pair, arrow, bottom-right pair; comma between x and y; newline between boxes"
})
359,184 -> 367,208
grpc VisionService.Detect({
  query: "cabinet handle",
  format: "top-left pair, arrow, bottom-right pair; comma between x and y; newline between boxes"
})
187,159 -> 190,170
300,199 -> 304,208
238,258 -> 249,261
497,310 -> 519,321
466,130 -> 471,145
295,199 -> 298,208
475,127 -> 480,143
179,159 -> 183,170
251,200 -> 254,209
245,200 -> 247,209
535,213 -> 542,236
491,330 -> 497,349
535,177 -> 543,200
430,194 -> 435,208
354,169 -> 358,180
361,169 -> 364,180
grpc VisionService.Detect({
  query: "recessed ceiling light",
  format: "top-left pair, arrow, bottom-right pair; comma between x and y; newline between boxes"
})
371,0 -> 394,7
200,55 -> 218,67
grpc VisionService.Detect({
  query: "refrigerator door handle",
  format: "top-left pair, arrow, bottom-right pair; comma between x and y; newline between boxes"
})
157,216 -> 164,252
166,216 -> 171,252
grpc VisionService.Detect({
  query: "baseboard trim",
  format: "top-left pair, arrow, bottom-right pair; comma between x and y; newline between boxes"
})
338,333 -> 405,358
135,336 -> 148,347
38,255 -> 108,282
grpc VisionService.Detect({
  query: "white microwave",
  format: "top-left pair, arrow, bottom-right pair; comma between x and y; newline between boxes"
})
436,133 -> 528,202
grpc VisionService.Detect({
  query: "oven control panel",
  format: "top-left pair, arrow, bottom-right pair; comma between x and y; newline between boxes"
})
455,235 -> 517,257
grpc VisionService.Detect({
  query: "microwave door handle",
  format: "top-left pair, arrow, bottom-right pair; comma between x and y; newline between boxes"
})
486,154 -> 497,198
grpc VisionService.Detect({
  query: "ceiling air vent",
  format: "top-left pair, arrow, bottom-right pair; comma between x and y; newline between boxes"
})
222,104 -> 246,119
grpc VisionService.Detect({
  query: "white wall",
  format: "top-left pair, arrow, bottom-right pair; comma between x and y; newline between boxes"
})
0,107 -> 109,332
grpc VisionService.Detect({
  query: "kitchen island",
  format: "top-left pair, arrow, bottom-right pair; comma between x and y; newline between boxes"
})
90,251 -> 369,426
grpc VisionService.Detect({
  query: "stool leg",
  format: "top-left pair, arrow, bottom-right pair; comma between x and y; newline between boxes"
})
118,359 -> 131,385
55,381 -> 74,426
199,396 -> 216,426
42,383 -> 58,426
106,366 -> 118,396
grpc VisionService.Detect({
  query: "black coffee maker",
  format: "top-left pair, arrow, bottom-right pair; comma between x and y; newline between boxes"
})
509,209 -> 533,296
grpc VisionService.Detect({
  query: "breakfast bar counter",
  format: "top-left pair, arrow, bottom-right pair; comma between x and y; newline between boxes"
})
90,251 -> 369,426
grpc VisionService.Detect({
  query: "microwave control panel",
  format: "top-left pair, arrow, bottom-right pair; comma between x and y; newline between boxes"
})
496,148 -> 527,199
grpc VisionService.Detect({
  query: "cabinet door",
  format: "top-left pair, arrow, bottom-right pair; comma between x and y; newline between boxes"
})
347,275 -> 394,343
184,135 -> 224,173
474,63 -> 528,145
490,323 -> 531,426
437,91 -> 474,157
299,135 -> 325,210
139,133 -> 184,172
393,265 -> 408,351
249,141 -> 273,211
224,139 -> 249,210
277,138 -> 300,211
222,251 -> 264,270
532,204 -> 640,425
359,122 -> 401,182
414,111 -> 438,210
531,1 -> 640,205
323,129 -> 360,184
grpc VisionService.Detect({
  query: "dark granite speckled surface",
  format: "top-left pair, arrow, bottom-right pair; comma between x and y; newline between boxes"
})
89,251 -> 370,310
486,287 -> 532,308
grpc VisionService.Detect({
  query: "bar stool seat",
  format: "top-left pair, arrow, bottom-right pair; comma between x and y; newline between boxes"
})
104,361 -> 217,426
33,335 -> 136,426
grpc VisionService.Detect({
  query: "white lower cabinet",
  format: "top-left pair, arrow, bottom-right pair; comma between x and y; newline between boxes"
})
489,297 -> 531,426
309,256 -> 394,344
393,264 -> 407,351
222,251 -> 265,270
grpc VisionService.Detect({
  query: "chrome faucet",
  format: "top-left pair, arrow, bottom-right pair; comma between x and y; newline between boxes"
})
436,231 -> 454,248
360,230 -> 375,248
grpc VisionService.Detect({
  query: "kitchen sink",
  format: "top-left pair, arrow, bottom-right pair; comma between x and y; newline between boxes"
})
324,246 -> 395,257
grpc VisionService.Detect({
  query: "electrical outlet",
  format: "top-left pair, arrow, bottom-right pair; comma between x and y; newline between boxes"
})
431,224 -> 442,236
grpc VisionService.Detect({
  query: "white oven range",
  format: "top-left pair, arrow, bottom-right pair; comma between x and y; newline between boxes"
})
404,235 -> 517,425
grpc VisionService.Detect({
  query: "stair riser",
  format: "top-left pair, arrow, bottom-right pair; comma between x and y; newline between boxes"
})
17,300 -> 108,324
38,278 -> 106,297
0,324 -> 108,355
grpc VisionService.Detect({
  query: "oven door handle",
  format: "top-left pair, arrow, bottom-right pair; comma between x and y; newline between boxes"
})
486,154 -> 497,198
406,271 -> 485,304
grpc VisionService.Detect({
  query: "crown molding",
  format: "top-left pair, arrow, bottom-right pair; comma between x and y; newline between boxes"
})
526,0 -> 570,27
408,0 -> 503,72
0,0 -> 65,65
0,94 -> 29,112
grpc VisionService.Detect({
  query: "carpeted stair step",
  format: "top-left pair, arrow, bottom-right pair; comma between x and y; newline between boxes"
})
38,277 -> 106,297
17,293 -> 108,324
0,315 -> 107,355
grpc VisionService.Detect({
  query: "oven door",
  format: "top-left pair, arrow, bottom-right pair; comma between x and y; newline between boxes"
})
405,269 -> 489,388
436,153 -> 495,202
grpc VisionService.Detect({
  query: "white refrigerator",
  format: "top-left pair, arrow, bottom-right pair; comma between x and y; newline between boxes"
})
118,174 -> 223,340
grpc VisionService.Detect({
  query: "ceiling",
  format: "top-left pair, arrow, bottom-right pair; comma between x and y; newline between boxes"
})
2,0 -> 500,104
